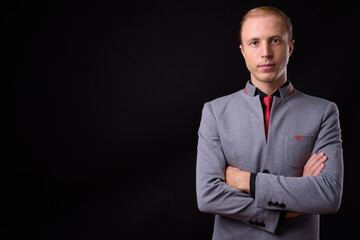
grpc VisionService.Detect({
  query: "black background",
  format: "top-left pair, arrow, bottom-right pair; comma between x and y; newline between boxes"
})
2,0 -> 359,239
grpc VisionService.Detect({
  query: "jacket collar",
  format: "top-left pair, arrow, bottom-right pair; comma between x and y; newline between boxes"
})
243,80 -> 294,98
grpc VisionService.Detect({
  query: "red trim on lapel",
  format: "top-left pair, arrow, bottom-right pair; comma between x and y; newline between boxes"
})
294,135 -> 303,141
289,86 -> 294,96
244,86 -> 247,95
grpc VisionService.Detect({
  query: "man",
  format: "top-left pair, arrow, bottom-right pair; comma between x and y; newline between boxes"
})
196,6 -> 343,240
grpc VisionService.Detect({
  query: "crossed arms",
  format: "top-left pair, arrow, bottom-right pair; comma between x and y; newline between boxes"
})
225,152 -> 328,219
196,101 -> 343,233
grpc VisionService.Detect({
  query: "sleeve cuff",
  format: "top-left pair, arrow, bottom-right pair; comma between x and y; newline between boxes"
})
250,172 -> 257,198
279,210 -> 287,222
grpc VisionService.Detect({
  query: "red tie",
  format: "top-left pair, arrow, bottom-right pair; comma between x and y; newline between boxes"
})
263,96 -> 273,140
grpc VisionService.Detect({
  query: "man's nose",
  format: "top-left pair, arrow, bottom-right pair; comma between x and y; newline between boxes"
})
261,43 -> 272,58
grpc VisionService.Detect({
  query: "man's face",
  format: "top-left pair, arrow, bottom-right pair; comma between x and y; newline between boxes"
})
240,14 -> 294,85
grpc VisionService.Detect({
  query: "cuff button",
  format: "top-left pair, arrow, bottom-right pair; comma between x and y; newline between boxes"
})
280,203 -> 286,209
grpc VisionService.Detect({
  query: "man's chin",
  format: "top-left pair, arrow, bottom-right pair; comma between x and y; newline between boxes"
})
251,72 -> 284,84
252,76 -> 278,84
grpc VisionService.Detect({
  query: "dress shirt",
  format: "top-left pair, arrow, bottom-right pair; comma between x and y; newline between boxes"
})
249,80 -> 289,198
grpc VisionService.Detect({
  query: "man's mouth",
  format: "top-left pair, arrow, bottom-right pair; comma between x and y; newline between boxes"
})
258,64 -> 276,70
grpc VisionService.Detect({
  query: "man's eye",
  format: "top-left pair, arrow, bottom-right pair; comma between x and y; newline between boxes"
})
272,39 -> 280,44
250,41 -> 258,46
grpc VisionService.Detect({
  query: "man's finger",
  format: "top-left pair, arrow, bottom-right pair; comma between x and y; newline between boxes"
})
303,154 -> 327,177
304,153 -> 316,169
305,152 -> 324,168
313,163 -> 325,176
312,155 -> 327,169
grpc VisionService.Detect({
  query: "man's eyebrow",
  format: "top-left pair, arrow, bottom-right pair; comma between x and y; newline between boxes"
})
245,35 -> 284,43
245,37 -> 260,43
269,35 -> 284,39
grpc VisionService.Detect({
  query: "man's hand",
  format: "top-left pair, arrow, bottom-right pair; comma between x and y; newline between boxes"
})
302,152 -> 327,177
225,166 -> 251,193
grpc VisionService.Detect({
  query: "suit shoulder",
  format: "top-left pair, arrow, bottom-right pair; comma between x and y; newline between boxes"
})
202,90 -> 245,117
205,90 -> 243,109
293,90 -> 337,109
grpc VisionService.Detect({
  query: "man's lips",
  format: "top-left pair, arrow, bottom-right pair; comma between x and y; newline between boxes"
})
258,64 -> 276,70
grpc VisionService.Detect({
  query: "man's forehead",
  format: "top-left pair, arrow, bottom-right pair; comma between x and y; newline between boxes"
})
242,14 -> 287,37
244,14 -> 284,28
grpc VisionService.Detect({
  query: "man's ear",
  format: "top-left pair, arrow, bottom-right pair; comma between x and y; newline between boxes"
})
239,44 -> 245,57
289,39 -> 295,56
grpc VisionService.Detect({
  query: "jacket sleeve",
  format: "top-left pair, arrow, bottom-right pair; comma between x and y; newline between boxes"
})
196,102 -> 281,233
254,102 -> 343,214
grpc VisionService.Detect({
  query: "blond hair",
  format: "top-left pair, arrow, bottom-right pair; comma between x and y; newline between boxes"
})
239,6 -> 293,45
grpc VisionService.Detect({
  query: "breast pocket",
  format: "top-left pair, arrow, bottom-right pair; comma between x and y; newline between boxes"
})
284,135 -> 313,169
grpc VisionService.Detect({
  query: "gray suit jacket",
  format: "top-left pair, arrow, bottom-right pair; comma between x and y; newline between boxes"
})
196,81 -> 343,240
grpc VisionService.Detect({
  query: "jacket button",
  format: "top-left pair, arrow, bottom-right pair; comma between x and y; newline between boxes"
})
268,201 -> 274,207
280,203 -> 286,209
262,169 -> 270,173
273,202 -> 279,208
